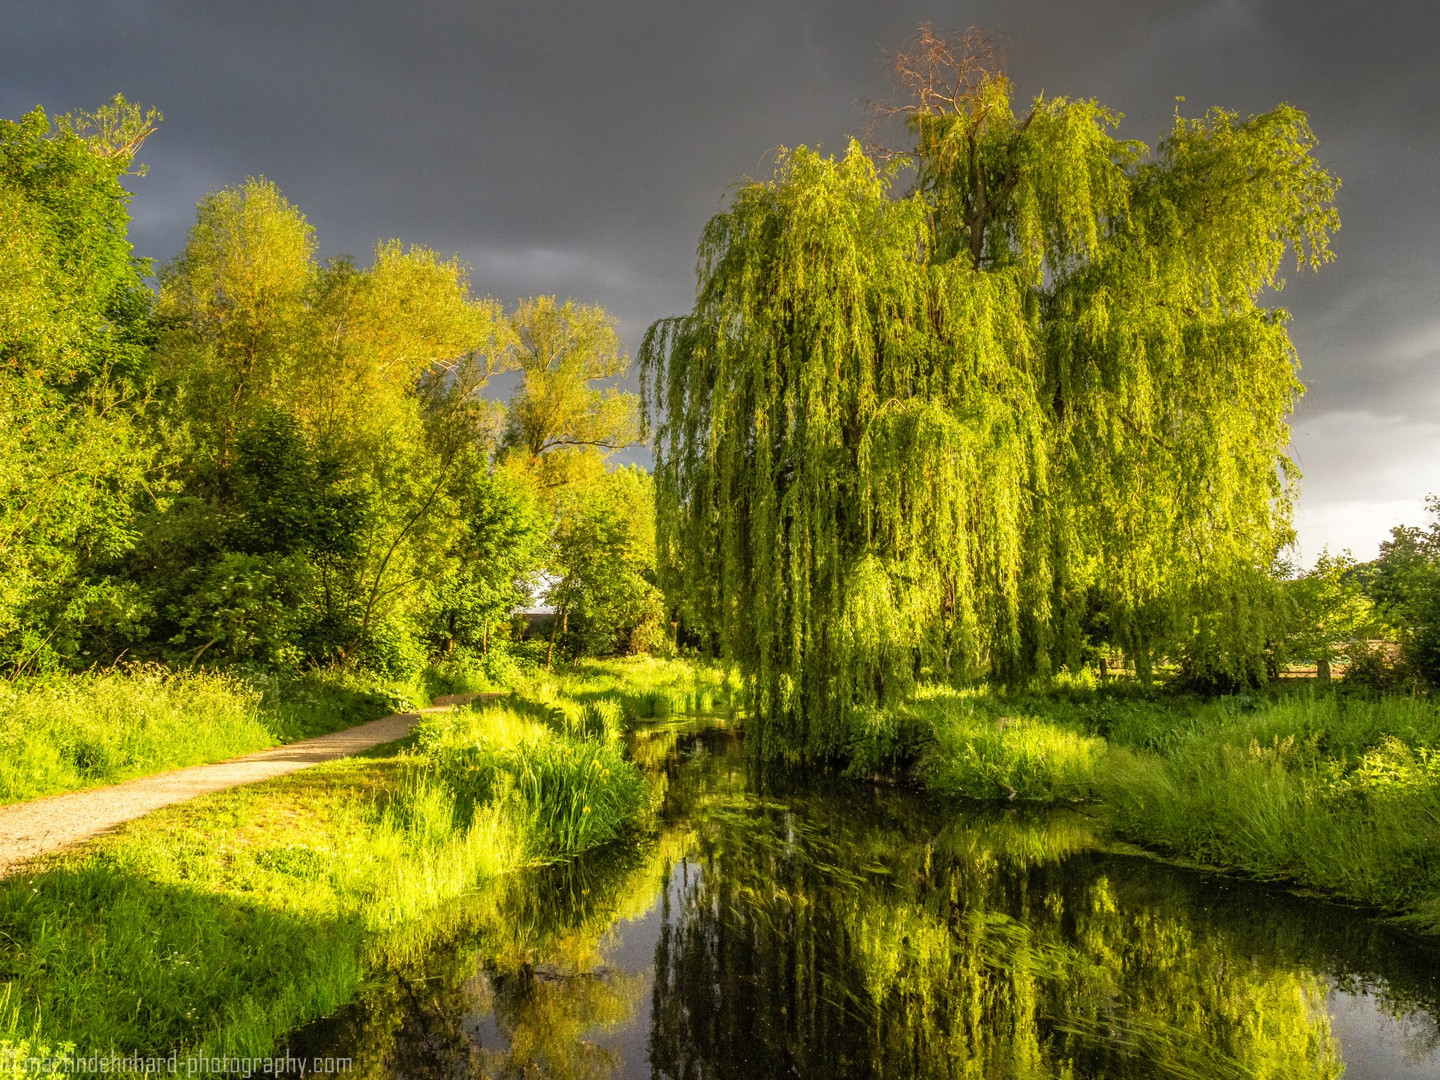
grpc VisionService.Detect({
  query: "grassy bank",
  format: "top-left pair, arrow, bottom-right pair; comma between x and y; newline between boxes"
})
1101,693 -> 1440,932
0,657 -> 713,1061
859,681 -> 1440,931
0,659 -> 513,805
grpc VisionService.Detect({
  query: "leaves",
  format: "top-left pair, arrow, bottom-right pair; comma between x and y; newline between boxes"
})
644,74 -> 1340,758
0,101 -> 161,671
501,295 -> 641,491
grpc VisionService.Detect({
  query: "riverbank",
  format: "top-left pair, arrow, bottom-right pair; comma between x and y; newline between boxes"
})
0,658 -> 733,1062
7,654 -> 1435,1066
860,681 -> 1440,933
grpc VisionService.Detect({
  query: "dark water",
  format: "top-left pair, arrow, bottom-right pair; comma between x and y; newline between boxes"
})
292,721 -> 1440,1078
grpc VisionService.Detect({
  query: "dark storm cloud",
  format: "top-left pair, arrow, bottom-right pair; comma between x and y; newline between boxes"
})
3,0 -> 1437,556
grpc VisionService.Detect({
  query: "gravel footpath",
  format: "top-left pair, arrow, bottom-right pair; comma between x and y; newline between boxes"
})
0,692 -> 503,879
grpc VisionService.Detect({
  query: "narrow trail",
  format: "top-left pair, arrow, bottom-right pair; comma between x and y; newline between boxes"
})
0,692 -> 504,879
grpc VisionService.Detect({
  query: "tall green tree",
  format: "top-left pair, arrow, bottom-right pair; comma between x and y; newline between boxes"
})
156,177 -> 314,482
546,466 -> 667,665
642,29 -> 1339,759
0,96 -> 161,671
150,178 -> 512,668
424,459 -> 548,657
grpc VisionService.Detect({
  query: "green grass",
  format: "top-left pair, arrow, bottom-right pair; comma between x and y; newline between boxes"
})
544,655 -> 744,722
417,702 -> 653,860
876,679 -> 1440,930
906,686 -> 1106,800
845,683 -> 1108,800
0,668 -> 280,804
0,664 -> 449,805
1097,692 -> 1440,932
0,661 -> 669,1061
0,753 -> 517,1060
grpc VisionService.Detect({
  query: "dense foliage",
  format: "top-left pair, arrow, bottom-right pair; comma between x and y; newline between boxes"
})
1355,498 -> 1440,686
643,42 -> 1340,758
0,101 -> 659,679
1275,549 -> 1377,679
0,98 -> 161,671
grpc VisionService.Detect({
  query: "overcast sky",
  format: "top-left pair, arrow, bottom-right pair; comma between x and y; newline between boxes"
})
4,1 -> 1435,561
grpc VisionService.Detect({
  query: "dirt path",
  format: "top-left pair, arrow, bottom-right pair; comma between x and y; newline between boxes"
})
0,692 -> 503,879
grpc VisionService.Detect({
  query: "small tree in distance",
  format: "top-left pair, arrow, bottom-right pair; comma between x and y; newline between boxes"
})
1281,550 -> 1377,680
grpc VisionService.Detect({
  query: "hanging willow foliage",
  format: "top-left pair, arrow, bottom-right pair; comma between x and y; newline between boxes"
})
641,53 -> 1338,761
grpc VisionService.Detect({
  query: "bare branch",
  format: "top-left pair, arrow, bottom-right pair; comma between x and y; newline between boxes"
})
865,24 -> 1010,158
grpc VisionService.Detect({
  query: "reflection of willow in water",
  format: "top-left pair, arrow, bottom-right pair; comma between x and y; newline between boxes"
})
649,783 -> 1343,1080
291,829 -> 682,1080
291,725 -> 1440,1079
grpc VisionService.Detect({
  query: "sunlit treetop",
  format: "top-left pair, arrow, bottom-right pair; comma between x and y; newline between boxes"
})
0,95 -> 160,392
501,295 -> 642,494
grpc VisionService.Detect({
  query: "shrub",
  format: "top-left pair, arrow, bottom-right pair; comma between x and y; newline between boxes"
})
1341,643 -> 1415,695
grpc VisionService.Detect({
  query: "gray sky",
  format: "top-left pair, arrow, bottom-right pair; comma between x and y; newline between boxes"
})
5,1 -> 1436,561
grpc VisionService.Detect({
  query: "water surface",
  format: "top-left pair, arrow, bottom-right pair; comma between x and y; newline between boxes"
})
293,721 -> 1440,1078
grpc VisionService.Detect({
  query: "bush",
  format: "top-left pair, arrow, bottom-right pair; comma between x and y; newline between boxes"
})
843,704 -> 933,777
1341,643 -> 1415,695
419,645 -> 535,700
551,656 -> 742,722
355,616 -> 429,680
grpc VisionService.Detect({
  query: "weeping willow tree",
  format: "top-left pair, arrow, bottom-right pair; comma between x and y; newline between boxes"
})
641,28 -> 1339,760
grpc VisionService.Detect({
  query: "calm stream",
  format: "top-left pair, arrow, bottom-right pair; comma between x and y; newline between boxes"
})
293,720 -> 1440,1078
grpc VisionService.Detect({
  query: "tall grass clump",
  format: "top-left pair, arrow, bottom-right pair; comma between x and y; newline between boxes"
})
416,705 -> 651,860
913,687 -> 1107,801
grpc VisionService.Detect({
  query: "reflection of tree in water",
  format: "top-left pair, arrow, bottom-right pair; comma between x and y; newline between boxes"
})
477,965 -> 644,1080
293,725 -> 1440,1079
293,822 -> 680,1079
313,960 -> 643,1080
648,782 -> 1347,1080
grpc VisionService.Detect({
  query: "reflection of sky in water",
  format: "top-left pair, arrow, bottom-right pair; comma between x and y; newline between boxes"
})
1328,990 -> 1440,1080
585,861 -> 694,1076
465,860 -> 696,1077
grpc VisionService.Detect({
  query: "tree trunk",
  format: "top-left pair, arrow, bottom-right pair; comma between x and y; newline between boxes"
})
1317,655 -> 1332,681
1134,647 -> 1153,689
